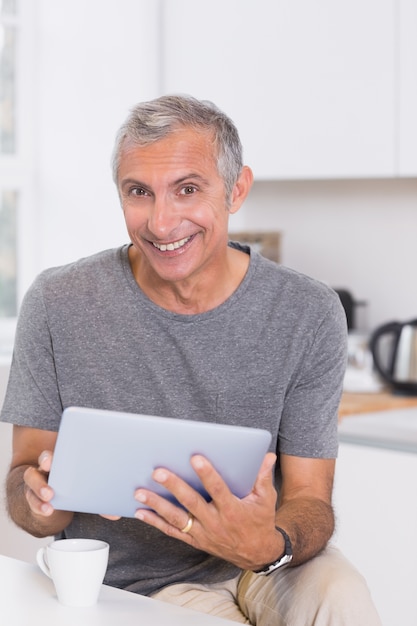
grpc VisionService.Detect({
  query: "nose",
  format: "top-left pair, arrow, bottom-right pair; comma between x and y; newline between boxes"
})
147,193 -> 180,239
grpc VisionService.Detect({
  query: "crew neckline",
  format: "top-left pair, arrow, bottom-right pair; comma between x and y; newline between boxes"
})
119,242 -> 259,322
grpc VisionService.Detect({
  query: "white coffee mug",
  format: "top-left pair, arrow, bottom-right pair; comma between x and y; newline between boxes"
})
36,538 -> 109,607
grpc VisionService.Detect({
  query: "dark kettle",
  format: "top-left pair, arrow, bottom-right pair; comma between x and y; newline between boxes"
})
369,318 -> 417,394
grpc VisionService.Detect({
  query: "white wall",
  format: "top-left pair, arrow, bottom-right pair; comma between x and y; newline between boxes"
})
230,178 -> 417,332
13,1 -> 415,337
31,0 -> 162,275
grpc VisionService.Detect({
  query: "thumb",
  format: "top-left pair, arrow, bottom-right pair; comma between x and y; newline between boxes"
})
254,452 -> 277,491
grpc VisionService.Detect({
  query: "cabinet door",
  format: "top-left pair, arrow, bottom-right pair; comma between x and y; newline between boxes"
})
162,0 -> 395,179
334,443 -> 417,626
398,0 -> 417,175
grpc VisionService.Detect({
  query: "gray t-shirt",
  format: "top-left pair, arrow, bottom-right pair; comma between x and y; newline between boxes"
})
1,242 -> 347,595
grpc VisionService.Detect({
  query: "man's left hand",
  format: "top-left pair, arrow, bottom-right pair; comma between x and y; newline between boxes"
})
133,451 -> 281,571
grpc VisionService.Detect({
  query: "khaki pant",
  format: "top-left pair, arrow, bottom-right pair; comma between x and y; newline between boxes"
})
152,545 -> 382,625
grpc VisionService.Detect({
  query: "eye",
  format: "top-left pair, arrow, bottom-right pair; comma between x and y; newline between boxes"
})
180,185 -> 197,196
130,187 -> 149,197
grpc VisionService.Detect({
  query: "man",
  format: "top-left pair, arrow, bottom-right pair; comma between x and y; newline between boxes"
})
1,95 -> 381,625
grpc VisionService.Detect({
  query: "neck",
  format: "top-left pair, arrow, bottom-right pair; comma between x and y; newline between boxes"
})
128,246 -> 249,314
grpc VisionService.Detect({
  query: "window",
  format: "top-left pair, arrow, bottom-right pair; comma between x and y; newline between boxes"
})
0,0 -> 18,322
1,0 -> 17,154
0,0 -> 19,357
0,190 -> 17,317
0,0 -> 36,356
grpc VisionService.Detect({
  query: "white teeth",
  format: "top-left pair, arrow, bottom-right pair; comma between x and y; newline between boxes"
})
152,236 -> 191,252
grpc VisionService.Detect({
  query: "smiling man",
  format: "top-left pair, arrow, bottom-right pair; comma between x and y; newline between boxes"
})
1,95 -> 381,625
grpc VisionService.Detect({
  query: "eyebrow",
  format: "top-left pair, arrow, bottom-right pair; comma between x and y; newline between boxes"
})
120,173 -> 210,191
120,178 -> 147,189
174,173 -> 209,186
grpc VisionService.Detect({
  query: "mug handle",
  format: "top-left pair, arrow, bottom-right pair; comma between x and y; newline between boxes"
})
36,547 -> 52,578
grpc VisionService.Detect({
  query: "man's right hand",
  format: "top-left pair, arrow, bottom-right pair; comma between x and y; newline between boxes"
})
6,426 -> 73,537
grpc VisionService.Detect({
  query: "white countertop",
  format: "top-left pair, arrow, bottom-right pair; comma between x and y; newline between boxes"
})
0,554 -> 237,626
338,406 -> 417,453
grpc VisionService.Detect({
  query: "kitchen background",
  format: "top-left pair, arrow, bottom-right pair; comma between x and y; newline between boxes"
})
1,0 -> 416,338
1,2 -> 417,625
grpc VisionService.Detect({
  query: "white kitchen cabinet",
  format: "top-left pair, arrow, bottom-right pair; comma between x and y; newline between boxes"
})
398,0 -> 417,174
334,443 -> 417,626
334,408 -> 417,626
161,0 -> 406,180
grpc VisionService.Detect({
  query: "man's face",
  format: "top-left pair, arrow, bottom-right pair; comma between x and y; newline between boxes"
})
117,127 -> 234,285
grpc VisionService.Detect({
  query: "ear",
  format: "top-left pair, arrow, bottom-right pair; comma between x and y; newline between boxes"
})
229,166 -> 254,214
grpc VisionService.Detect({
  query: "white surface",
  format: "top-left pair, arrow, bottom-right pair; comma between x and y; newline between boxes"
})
0,554 -> 237,625
29,0 -> 160,276
342,367 -> 384,393
334,441 -> 417,626
338,406 -> 417,452
163,0 -> 397,179
398,0 -> 417,174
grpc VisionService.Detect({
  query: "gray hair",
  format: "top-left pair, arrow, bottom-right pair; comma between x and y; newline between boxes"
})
111,94 -> 243,201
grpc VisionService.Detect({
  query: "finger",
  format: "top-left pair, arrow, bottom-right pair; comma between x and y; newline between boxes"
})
149,466 -> 209,513
134,490 -> 197,543
24,465 -> 53,500
189,455 -> 233,504
241,453 -> 277,513
23,466 -> 55,516
134,470 -> 200,524
26,489 -> 55,516
38,450 -> 53,473
252,452 -> 277,495
188,453 -> 276,511
134,468 -> 208,538
100,514 -> 122,521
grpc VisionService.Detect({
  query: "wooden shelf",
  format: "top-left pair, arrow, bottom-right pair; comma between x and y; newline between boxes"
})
339,391 -> 417,420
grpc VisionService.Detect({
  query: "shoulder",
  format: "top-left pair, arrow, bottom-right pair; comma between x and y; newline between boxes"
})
249,250 -> 342,317
31,246 -> 126,295
39,246 -> 125,282
18,247 -> 128,321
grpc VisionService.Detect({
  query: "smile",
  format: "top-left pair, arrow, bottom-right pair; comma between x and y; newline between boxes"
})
152,236 -> 191,252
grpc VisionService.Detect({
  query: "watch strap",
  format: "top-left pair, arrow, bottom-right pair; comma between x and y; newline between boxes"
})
253,526 -> 293,576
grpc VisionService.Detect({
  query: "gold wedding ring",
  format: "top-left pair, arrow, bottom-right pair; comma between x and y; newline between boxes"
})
180,512 -> 194,534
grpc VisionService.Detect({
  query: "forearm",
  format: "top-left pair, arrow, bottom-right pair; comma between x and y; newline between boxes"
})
275,496 -> 335,566
6,465 -> 73,538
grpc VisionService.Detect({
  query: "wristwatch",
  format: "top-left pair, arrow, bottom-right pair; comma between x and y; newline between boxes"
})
254,526 -> 293,576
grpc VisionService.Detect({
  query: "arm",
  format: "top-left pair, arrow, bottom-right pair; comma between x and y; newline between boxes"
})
274,453 -> 335,566
6,425 -> 74,538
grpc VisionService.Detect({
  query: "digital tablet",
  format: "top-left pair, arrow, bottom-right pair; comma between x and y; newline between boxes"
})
49,406 -> 272,518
